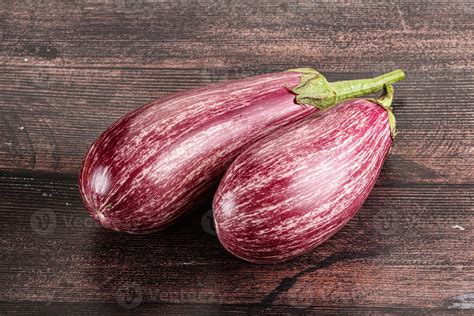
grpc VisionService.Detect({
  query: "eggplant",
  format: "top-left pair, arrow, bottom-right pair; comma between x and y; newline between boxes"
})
213,85 -> 399,263
79,69 -> 405,234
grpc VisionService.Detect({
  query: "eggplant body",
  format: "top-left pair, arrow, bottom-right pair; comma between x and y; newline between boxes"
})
79,72 -> 315,233
213,99 -> 392,263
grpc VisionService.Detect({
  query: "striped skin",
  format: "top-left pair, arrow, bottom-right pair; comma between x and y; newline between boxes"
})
79,71 -> 316,234
213,99 -> 392,263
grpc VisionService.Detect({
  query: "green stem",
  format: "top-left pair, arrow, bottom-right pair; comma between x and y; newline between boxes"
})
285,68 -> 405,110
371,84 -> 394,109
368,84 -> 398,139
330,70 -> 405,104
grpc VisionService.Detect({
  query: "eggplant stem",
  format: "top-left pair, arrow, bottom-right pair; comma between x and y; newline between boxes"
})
286,68 -> 405,110
368,84 -> 398,139
330,69 -> 405,104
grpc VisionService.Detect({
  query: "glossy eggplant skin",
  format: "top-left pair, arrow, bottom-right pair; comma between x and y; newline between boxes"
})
79,72 -> 316,234
212,99 -> 392,263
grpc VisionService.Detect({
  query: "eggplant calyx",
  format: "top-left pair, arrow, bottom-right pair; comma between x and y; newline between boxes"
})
367,84 -> 397,139
286,68 -> 337,109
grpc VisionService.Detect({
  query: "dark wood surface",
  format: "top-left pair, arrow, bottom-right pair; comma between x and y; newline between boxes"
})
1,1 -> 472,314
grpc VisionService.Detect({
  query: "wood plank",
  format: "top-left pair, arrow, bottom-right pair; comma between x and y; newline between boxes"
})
0,68 -> 472,184
0,172 -> 471,309
0,1 -> 472,71
0,302 -> 469,315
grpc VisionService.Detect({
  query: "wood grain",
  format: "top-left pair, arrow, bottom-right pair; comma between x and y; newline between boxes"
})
1,1 -> 473,71
0,0 -> 472,314
1,69 -> 472,184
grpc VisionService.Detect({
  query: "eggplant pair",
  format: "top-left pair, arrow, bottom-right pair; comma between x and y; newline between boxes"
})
79,68 -> 405,263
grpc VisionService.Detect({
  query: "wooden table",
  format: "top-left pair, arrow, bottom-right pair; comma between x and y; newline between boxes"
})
1,1 -> 472,314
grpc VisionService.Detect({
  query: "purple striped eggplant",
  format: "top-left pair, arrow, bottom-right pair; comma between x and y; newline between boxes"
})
213,85 -> 399,263
79,69 -> 405,234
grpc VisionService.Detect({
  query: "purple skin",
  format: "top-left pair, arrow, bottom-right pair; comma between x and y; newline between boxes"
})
212,99 -> 393,263
79,72 -> 316,233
